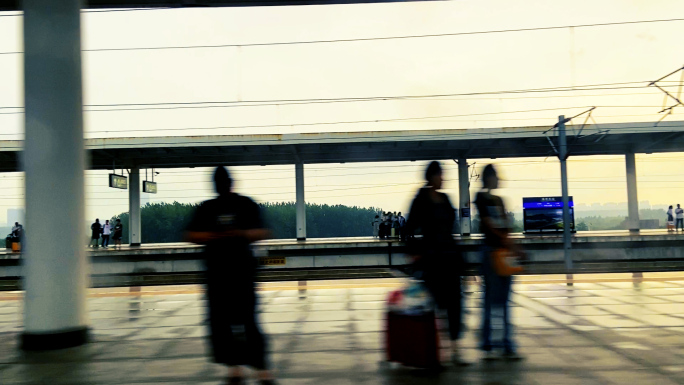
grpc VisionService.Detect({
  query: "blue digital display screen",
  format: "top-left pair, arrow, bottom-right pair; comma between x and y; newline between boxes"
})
522,197 -> 574,209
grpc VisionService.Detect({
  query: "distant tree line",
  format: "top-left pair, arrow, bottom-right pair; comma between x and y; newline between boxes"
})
102,204 -> 669,245
111,201 -> 381,244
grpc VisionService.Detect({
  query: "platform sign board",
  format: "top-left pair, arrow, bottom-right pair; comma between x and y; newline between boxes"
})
258,257 -> 286,266
460,208 -> 471,235
523,196 -> 575,233
143,181 -> 157,194
109,174 -> 128,190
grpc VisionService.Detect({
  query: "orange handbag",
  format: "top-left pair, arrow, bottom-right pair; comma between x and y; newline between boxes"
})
492,248 -> 523,276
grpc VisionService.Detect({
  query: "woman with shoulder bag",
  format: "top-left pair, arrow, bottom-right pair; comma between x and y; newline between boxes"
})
474,164 -> 524,361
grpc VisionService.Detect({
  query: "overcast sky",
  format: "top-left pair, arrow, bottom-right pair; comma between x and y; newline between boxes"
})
0,0 -> 683,226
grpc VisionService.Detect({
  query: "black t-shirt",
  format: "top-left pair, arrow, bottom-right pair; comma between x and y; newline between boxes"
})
113,223 -> 123,237
474,191 -> 508,247
186,194 -> 264,281
406,188 -> 459,258
91,223 -> 101,238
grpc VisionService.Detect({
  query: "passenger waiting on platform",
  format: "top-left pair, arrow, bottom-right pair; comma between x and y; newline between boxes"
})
113,219 -> 123,249
391,212 -> 399,237
667,206 -> 675,232
397,212 -> 406,240
379,212 -> 389,239
101,220 -> 111,248
90,219 -> 101,248
9,222 -> 23,251
185,166 -> 276,385
372,215 -> 381,238
11,222 -> 22,238
406,161 -> 468,365
475,164 -> 524,360
677,204 -> 684,232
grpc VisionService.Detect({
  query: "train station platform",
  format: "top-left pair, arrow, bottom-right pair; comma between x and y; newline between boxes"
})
2,230 -> 684,289
2,273 -> 684,384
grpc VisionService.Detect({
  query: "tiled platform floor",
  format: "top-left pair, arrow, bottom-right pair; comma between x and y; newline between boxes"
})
2,275 -> 684,384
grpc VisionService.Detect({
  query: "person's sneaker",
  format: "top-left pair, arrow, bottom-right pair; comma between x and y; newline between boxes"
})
502,351 -> 525,361
482,350 -> 498,361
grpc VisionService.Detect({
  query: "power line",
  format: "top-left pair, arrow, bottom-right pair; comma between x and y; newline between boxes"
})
1,111 -> 680,141
2,17 -> 684,55
0,81 -> 678,113
74,103 -> 680,114
0,108 -> 598,134
0,8 -> 173,18
5,175 -> 684,200
3,154 -> 684,182
0,89 -> 672,117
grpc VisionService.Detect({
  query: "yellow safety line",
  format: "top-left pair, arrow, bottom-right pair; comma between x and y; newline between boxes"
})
0,275 -> 683,301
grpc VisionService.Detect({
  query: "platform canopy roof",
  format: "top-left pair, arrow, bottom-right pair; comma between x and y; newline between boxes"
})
0,121 -> 683,171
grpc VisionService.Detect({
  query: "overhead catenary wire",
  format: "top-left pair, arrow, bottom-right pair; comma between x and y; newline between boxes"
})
1,81 -> 683,113
0,7 -> 174,18
0,110 -> 613,135
0,84 -> 679,116
2,17 -> 684,55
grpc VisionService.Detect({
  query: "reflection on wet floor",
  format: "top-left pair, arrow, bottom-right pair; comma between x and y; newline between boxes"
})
2,274 -> 684,383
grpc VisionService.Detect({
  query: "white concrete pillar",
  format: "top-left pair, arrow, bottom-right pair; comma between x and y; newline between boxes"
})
129,167 -> 141,246
626,152 -> 640,233
458,159 -> 471,236
295,163 -> 306,241
558,116 -> 573,273
21,0 -> 89,349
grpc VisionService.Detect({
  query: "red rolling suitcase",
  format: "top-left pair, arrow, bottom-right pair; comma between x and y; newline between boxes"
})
385,310 -> 441,368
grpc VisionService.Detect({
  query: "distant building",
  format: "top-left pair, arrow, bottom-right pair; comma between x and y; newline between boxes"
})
6,208 -> 24,227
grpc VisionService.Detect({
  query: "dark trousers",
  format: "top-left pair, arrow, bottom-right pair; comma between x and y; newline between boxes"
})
421,266 -> 463,341
677,218 -> 684,231
101,235 -> 110,247
206,280 -> 268,369
480,247 -> 515,353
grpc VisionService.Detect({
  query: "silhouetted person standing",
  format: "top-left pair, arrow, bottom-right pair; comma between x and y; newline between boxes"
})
397,212 -> 406,240
185,167 -> 275,385
90,219 -> 101,248
372,215 -> 380,238
474,164 -> 523,360
406,161 -> 468,365
102,220 -> 111,248
11,222 -> 22,238
113,219 -> 123,249
676,204 -> 684,232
